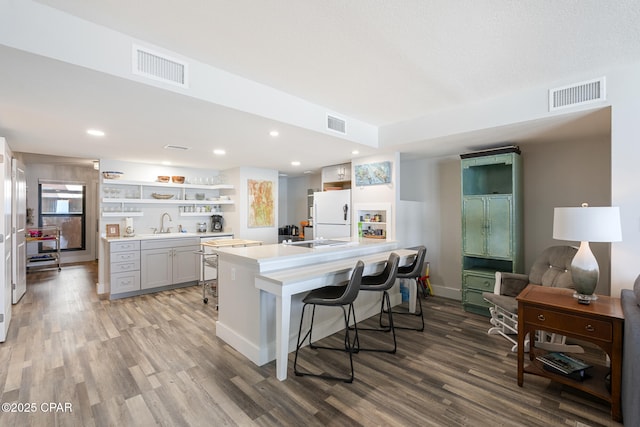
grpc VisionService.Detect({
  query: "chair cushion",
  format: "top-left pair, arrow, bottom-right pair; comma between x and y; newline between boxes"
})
501,275 -> 529,297
528,246 -> 577,289
483,292 -> 518,313
634,274 -> 640,306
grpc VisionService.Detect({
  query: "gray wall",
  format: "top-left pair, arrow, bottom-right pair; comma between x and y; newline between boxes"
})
401,135 -> 611,299
23,162 -> 100,263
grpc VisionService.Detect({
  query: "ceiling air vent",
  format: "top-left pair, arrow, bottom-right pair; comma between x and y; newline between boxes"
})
133,44 -> 188,88
327,114 -> 346,134
549,77 -> 605,111
163,144 -> 190,151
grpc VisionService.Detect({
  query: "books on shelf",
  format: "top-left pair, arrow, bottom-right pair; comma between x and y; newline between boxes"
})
536,352 -> 592,381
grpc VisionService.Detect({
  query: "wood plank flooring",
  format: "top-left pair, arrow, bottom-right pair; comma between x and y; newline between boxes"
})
0,262 -> 622,426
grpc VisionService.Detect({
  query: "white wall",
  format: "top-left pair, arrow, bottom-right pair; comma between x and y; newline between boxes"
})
226,167 -> 279,244
608,62 -> 640,297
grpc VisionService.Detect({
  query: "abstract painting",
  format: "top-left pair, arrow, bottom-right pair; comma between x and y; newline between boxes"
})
354,161 -> 392,186
248,179 -> 275,227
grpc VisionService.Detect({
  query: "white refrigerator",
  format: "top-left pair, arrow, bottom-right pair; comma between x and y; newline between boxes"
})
313,189 -> 351,239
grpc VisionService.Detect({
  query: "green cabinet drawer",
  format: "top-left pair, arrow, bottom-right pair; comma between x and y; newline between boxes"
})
462,289 -> 492,317
463,272 -> 495,292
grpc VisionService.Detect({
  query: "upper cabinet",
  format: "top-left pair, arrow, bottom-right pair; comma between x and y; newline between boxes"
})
321,163 -> 351,190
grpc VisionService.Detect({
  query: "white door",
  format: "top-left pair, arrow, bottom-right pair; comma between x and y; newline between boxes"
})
12,159 -> 26,303
0,138 -> 13,342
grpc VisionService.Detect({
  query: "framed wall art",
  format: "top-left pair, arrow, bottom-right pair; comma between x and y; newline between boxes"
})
354,161 -> 392,186
106,223 -> 120,237
248,179 -> 275,227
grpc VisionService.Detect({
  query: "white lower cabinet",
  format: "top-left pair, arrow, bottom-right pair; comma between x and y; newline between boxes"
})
109,240 -> 141,294
140,237 -> 199,290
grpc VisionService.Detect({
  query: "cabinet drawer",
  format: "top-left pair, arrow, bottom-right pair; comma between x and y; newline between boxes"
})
523,308 -> 612,341
111,241 -> 140,252
463,273 -> 495,292
111,271 -> 141,294
111,260 -> 140,273
463,289 -> 493,308
111,251 -> 140,263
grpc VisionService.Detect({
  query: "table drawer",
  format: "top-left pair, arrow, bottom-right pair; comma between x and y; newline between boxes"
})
111,271 -> 141,294
111,251 -> 140,263
111,259 -> 140,273
523,308 -> 612,341
463,273 -> 495,292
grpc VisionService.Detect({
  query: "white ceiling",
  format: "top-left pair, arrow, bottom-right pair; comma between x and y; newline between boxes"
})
1,0 -> 639,173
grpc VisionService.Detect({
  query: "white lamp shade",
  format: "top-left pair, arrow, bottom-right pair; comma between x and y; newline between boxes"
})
553,206 -> 622,242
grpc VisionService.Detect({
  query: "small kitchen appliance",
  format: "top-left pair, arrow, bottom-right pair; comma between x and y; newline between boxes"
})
197,222 -> 207,233
211,215 -> 224,232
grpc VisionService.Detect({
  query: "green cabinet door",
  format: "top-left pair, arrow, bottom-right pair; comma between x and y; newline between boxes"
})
462,196 -> 486,256
463,195 -> 512,258
486,195 -> 512,258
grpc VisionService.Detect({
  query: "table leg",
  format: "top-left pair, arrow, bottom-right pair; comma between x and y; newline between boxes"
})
517,307 -> 525,387
275,294 -> 292,381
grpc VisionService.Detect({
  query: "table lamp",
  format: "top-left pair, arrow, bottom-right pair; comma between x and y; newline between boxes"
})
553,203 -> 621,303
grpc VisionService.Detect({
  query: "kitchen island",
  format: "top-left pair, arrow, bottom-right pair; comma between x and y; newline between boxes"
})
213,238 -> 417,380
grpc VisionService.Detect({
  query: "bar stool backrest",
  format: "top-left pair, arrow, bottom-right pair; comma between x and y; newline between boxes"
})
397,246 -> 426,279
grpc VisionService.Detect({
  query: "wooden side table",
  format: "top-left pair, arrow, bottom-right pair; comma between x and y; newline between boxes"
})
516,285 -> 624,422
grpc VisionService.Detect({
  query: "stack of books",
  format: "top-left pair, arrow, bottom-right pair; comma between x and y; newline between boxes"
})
536,352 -> 592,381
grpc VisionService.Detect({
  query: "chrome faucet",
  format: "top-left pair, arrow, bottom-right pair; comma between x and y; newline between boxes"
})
160,212 -> 173,233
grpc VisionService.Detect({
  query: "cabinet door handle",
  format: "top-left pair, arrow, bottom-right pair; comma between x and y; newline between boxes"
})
585,324 -> 595,332
537,314 -> 545,321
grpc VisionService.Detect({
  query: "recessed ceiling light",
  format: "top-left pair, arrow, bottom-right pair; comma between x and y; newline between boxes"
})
213,149 -> 226,155
270,130 -> 279,137
161,161 -> 171,166
291,161 -> 301,166
86,129 -> 105,137
352,150 -> 359,155
303,170 -> 312,174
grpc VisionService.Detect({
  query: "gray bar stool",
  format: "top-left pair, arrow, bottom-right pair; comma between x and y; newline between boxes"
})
384,246 -> 427,331
352,252 -> 400,353
293,260 -> 364,383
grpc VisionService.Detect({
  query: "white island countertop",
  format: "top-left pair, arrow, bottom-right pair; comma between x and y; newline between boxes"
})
211,238 -> 398,272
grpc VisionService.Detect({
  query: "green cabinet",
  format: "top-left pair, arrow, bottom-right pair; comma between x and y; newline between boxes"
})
462,195 -> 512,258
460,148 -> 523,316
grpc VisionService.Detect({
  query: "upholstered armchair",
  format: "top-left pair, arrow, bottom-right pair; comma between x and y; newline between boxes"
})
483,245 -> 581,352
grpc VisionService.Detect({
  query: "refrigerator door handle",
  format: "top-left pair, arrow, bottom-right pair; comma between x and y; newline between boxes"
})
343,204 -> 348,221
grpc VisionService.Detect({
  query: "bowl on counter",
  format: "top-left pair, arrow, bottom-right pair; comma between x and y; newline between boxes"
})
102,171 -> 123,180
157,176 -> 170,183
172,176 -> 185,184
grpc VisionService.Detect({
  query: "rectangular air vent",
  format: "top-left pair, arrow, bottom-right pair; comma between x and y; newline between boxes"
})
133,45 -> 188,88
327,114 -> 346,134
549,77 -> 605,111
163,144 -> 190,151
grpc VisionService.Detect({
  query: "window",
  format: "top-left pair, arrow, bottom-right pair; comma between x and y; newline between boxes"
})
39,181 -> 86,251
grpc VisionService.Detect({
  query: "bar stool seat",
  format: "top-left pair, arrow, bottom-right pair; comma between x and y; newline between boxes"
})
293,260 -> 364,383
384,246 -> 427,331
353,252 -> 400,353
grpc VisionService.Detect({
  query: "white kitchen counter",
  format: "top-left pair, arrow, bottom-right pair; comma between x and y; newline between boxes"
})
212,238 -> 397,272
211,238 -> 407,378
103,231 -> 233,242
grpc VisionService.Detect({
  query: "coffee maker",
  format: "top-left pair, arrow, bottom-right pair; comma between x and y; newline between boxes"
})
211,215 -> 224,232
